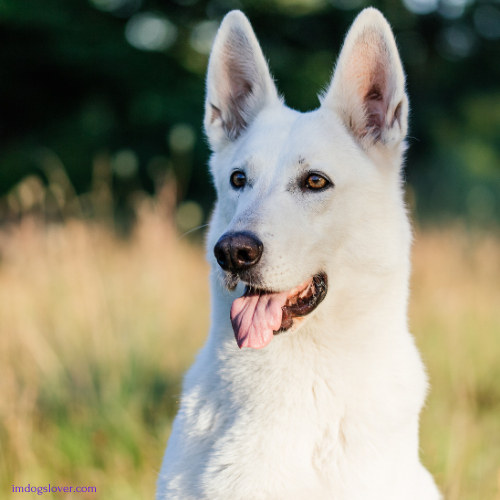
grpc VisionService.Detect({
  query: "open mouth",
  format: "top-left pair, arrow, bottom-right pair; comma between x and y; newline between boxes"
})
230,273 -> 328,349
278,274 -> 328,333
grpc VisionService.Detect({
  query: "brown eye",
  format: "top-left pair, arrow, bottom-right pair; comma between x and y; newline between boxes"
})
304,173 -> 330,191
230,170 -> 246,189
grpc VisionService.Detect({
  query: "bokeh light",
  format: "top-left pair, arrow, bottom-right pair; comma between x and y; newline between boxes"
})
113,150 -> 139,179
168,124 -> 197,155
176,200 -> 204,232
438,0 -> 470,19
403,0 -> 438,15
125,12 -> 178,51
190,20 -> 219,55
473,5 -> 500,40
437,25 -> 476,59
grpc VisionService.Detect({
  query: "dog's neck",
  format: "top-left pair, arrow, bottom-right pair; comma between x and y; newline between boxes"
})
328,262 -> 410,335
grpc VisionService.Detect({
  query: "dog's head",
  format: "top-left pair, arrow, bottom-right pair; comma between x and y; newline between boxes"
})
204,9 -> 410,349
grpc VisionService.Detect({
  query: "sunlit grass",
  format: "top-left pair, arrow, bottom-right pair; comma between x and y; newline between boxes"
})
0,202 -> 209,500
411,226 -> 500,500
0,205 -> 499,499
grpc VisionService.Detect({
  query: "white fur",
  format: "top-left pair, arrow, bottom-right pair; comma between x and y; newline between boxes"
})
157,8 -> 441,500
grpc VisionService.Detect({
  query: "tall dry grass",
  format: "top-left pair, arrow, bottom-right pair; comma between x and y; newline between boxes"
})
411,226 -> 500,500
0,200 -> 498,498
0,199 -> 209,499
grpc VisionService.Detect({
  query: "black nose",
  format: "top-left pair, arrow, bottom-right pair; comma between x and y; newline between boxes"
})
214,231 -> 263,272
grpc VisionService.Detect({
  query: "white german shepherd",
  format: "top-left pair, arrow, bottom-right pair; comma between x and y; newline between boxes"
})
157,8 -> 441,500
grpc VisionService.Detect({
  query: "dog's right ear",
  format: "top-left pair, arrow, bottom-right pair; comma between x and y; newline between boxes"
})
204,10 -> 279,151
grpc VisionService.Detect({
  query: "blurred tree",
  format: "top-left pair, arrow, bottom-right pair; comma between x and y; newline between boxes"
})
0,0 -> 499,224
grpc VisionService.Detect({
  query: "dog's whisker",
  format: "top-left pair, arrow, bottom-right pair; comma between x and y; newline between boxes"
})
177,224 -> 209,241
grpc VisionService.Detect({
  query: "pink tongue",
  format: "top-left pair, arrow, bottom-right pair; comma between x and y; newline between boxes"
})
230,289 -> 289,349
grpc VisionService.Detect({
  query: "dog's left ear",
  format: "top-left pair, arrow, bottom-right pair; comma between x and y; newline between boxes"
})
322,8 -> 408,153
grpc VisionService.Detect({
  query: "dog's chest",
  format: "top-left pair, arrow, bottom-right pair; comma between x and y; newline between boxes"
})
167,339 -> 420,500
180,355 -> 342,497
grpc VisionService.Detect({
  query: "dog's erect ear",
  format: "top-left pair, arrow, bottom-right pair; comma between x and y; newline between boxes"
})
322,8 -> 408,151
204,10 -> 279,151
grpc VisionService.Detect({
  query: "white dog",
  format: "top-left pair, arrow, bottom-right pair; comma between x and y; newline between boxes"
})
157,8 -> 441,500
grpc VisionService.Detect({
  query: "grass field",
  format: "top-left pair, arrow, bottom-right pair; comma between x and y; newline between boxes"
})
0,199 -> 499,499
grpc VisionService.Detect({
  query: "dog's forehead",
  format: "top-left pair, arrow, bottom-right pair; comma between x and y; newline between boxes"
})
236,106 -> 354,173
236,105 -> 299,163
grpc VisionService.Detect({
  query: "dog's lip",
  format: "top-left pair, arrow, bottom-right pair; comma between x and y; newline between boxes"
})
243,273 -> 328,334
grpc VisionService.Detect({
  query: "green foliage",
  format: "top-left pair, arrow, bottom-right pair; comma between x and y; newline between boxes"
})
0,0 -> 499,222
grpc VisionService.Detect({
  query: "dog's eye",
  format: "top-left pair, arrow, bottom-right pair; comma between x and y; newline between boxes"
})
230,171 -> 246,189
304,173 -> 331,191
